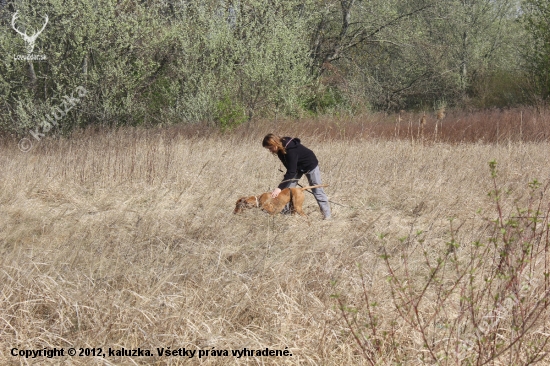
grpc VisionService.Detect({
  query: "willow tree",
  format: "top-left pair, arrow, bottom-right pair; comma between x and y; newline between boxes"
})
0,0 -> 312,133
523,0 -> 550,101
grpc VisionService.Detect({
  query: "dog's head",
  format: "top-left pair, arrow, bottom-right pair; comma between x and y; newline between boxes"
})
233,196 -> 258,214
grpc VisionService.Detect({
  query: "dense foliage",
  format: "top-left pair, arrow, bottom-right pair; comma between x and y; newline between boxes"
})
0,0 -> 547,133
523,0 -> 550,101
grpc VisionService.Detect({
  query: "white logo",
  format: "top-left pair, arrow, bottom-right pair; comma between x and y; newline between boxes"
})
11,11 -> 48,60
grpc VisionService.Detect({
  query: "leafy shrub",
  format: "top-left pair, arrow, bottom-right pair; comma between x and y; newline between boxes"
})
335,161 -> 550,364
214,95 -> 247,132
303,86 -> 348,115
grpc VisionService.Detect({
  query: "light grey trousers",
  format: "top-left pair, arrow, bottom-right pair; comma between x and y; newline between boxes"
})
285,165 -> 331,218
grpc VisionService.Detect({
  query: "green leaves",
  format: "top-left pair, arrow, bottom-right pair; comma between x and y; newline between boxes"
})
523,0 -> 550,100
1,0 -> 313,131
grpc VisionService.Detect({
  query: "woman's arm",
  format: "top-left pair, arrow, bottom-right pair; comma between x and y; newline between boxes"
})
277,152 -> 298,190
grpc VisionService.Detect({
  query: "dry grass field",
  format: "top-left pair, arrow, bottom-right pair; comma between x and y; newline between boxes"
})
1,110 -> 550,365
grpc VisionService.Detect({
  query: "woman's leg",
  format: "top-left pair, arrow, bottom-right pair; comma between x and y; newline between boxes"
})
305,166 -> 331,219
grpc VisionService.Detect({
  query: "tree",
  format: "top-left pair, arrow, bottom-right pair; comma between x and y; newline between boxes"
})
304,0 -> 526,111
0,0 -> 312,134
523,0 -> 550,102
435,0 -> 526,105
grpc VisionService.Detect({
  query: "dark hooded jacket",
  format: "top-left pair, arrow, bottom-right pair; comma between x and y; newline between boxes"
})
277,137 -> 319,189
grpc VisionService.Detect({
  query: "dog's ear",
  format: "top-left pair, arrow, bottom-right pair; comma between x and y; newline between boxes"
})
233,197 -> 247,214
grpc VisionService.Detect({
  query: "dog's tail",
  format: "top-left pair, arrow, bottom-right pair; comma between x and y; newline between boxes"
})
298,184 -> 328,191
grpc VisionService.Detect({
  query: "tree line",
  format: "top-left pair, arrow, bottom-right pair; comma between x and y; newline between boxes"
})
0,0 -> 548,133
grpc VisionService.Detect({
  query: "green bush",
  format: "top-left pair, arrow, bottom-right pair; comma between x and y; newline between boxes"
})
214,95 -> 247,132
472,69 -> 530,108
303,86 -> 348,115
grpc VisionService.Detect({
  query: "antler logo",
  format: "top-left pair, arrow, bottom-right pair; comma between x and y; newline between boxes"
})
11,12 -> 48,54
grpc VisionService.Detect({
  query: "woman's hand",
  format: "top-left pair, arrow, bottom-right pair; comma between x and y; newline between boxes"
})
271,188 -> 281,198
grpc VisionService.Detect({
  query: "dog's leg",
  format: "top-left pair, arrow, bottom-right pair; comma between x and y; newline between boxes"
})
290,188 -> 308,218
289,189 -> 296,215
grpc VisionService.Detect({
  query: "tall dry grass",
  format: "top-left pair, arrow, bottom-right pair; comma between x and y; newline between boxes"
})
1,115 -> 550,364
243,107 -> 550,144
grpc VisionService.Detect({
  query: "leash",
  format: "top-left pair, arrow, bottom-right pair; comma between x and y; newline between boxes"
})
277,169 -> 349,208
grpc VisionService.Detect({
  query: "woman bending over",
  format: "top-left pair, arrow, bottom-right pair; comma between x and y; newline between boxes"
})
262,133 -> 331,220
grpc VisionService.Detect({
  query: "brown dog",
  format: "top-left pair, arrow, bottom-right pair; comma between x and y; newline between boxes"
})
233,185 -> 327,217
